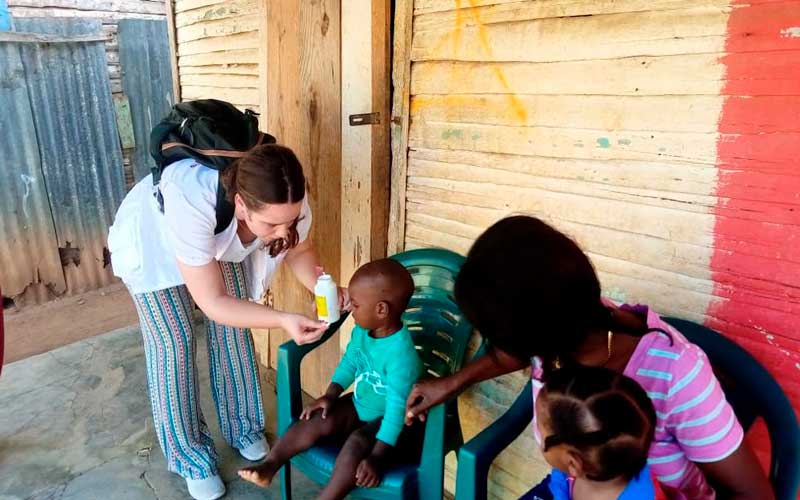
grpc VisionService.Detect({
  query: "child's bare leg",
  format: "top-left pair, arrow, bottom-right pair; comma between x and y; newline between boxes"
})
238,399 -> 360,488
317,427 -> 376,500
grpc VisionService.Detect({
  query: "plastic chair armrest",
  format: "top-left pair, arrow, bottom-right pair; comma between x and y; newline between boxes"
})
276,313 -> 349,435
417,403 -> 447,500
455,380 -> 534,500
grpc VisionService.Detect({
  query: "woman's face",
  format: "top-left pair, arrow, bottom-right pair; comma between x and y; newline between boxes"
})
236,194 -> 302,243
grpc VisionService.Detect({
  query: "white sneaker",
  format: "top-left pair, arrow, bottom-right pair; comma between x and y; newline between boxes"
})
239,437 -> 269,461
186,475 -> 226,500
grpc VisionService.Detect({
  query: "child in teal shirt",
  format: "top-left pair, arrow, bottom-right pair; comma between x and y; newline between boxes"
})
239,258 -> 423,499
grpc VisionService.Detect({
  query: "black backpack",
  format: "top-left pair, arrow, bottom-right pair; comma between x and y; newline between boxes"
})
149,99 -> 276,234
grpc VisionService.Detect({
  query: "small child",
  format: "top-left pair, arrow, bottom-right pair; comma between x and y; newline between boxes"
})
526,366 -> 667,500
239,258 -> 423,500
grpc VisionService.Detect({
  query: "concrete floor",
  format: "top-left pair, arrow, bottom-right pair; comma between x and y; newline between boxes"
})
0,324 -> 321,500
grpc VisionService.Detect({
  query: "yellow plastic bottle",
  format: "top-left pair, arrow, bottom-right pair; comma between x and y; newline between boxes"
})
314,273 -> 340,323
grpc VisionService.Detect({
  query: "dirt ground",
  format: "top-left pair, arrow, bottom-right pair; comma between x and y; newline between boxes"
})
3,283 -> 139,364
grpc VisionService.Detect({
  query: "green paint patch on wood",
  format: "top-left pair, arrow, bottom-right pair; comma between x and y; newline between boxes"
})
617,138 -> 632,146
596,137 -> 611,148
113,94 -> 135,150
604,289 -> 627,304
441,128 -> 464,140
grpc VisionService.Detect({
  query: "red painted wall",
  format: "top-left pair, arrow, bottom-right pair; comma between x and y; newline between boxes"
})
709,0 -> 800,468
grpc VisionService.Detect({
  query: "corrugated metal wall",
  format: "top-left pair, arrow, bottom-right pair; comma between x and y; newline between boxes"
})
0,37 -> 67,304
118,18 -> 175,182
1,18 -> 126,304
7,0 -> 166,95
8,0 -> 167,192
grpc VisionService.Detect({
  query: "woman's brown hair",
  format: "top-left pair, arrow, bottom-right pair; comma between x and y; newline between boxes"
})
220,144 -> 306,256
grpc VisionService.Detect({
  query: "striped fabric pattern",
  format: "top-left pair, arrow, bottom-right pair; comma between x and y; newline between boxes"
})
131,261 -> 265,480
622,304 -> 743,500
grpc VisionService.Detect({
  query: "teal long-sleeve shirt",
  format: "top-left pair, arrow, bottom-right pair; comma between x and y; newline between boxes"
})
330,324 -> 423,446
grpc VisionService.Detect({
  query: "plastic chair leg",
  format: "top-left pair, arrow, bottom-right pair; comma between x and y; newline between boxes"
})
280,463 -> 292,500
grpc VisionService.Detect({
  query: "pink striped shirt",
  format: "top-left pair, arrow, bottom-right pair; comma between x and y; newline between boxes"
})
531,303 -> 744,500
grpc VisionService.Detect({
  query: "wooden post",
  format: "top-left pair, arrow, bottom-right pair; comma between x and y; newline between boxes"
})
341,0 -> 392,300
164,0 -> 181,103
265,0 -> 342,397
387,0 -> 413,255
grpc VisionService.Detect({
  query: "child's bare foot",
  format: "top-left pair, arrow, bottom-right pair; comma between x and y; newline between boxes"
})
238,463 -> 278,488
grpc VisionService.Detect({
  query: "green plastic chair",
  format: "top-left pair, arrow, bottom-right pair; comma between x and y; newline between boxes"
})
454,318 -> 800,500
663,318 -> 800,500
275,248 -> 474,500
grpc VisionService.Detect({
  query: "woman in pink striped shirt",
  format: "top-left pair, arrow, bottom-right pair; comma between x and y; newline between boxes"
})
405,216 -> 773,500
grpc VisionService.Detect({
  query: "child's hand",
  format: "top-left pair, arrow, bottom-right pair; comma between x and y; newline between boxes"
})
355,456 -> 384,488
300,395 -> 336,420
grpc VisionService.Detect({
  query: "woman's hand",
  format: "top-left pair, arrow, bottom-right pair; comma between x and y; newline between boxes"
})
279,312 -> 328,345
405,377 -> 460,424
405,347 -> 528,424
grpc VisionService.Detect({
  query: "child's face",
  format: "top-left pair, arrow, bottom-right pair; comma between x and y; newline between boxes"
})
536,395 -> 584,478
347,278 -> 388,330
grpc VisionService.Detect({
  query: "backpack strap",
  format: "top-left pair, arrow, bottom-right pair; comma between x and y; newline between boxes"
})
160,132 -> 269,159
150,120 -> 181,185
214,182 -> 235,235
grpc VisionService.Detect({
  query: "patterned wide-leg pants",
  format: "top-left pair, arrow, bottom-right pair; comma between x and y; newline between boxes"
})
130,261 -> 265,479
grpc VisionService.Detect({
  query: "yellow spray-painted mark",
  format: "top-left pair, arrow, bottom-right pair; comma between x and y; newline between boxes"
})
431,0 -> 464,56
466,0 -> 528,124
412,94 -> 527,129
453,0 -> 463,57
428,1 -> 528,125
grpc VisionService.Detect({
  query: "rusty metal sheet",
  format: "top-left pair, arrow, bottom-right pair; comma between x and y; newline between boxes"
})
0,39 -> 66,305
118,18 -> 175,182
13,18 -> 126,296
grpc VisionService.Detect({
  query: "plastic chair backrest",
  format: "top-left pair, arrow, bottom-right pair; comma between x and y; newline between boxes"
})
391,248 -> 473,378
664,317 -> 800,500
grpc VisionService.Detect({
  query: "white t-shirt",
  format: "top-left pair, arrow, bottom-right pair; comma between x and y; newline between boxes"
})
107,159 -> 312,298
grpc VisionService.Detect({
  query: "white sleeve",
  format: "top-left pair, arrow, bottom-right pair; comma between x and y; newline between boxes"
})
297,196 -> 313,242
161,180 -> 217,267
